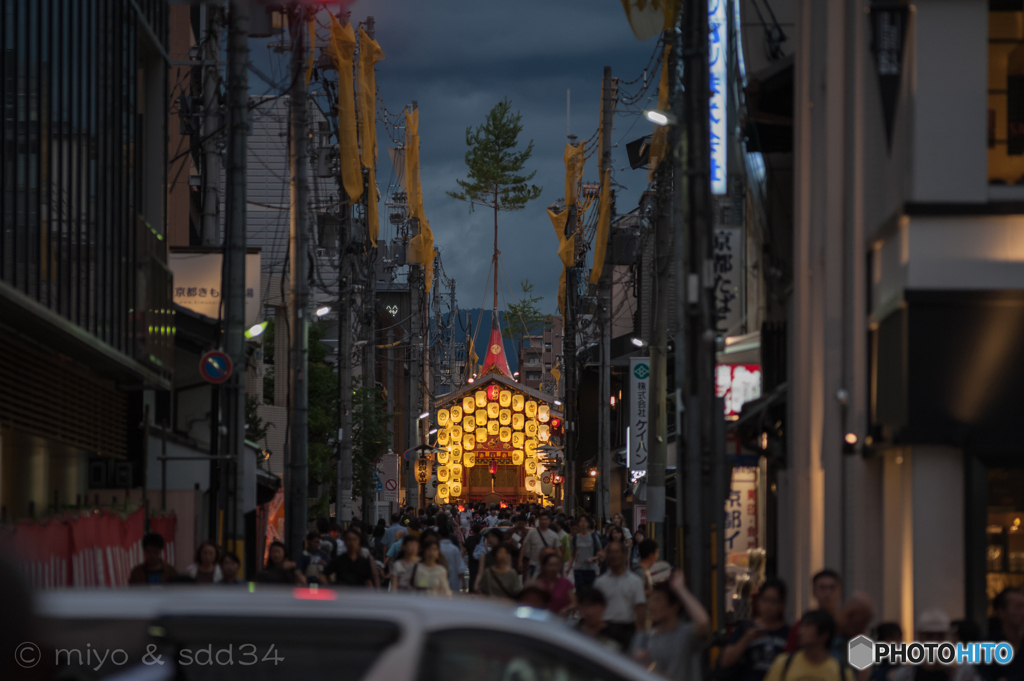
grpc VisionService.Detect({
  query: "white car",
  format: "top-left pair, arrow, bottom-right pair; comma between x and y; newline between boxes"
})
34,587 -> 664,681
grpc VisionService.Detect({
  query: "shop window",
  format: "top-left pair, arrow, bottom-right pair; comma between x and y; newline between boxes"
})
986,468 -> 1024,603
989,1 -> 1024,184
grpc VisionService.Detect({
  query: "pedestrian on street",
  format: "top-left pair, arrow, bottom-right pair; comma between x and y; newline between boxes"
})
478,543 -> 522,600
631,527 -> 647,569
297,531 -> 330,585
869,622 -> 903,681
520,511 -> 560,579
220,551 -> 244,585
185,541 -> 223,584
328,523 -> 346,557
409,538 -> 451,595
571,516 -> 604,589
892,608 -> 980,681
630,571 -> 710,680
981,587 -> 1024,681
594,539 -> 647,651
438,525 -> 466,593
129,533 -> 178,585
390,536 -> 420,591
473,528 -> 503,591
784,569 -> 842,652
611,514 -> 633,550
384,528 -> 407,571
634,539 -> 660,599
577,586 -> 621,651
536,549 -> 576,617
718,579 -> 790,681
324,528 -> 375,587
255,541 -> 305,585
764,611 -> 854,681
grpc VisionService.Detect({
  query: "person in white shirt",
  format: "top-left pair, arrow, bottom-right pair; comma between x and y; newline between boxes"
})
595,539 -> 647,651
519,511 -> 561,578
409,539 -> 451,596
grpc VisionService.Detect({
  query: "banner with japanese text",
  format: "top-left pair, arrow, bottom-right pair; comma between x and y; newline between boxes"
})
629,357 -> 651,476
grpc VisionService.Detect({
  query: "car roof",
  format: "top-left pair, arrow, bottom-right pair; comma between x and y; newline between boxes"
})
37,587 -> 658,680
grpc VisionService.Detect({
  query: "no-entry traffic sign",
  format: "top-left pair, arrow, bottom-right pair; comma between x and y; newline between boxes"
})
200,350 -> 233,384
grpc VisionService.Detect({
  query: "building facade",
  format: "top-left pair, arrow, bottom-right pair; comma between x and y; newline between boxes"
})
784,0 -> 1024,632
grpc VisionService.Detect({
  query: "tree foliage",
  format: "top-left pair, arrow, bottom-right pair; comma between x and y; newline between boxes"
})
447,98 -> 543,213
502,279 -> 549,359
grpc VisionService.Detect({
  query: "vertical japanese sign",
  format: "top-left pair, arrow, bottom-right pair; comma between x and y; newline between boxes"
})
715,363 -> 762,417
724,466 -> 758,553
629,357 -> 650,476
709,0 -> 728,194
713,227 -> 742,334
869,3 -> 908,151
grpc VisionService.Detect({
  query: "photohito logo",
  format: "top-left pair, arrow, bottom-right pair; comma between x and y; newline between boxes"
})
847,636 -> 1015,671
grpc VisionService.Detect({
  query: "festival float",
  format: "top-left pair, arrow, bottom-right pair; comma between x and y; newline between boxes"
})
429,317 -> 564,508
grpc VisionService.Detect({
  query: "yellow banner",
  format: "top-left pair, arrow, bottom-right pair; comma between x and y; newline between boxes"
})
564,143 -> 585,209
405,108 -> 435,290
358,27 -> 385,245
328,15 -> 362,202
548,207 -> 575,316
589,168 -> 612,284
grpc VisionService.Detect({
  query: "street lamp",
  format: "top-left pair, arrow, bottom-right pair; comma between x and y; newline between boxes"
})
315,306 -> 330,317
643,109 -> 677,126
245,321 -> 269,339
418,412 -> 430,420
631,337 -> 646,348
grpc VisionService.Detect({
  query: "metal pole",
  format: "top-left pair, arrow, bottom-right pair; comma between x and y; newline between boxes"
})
200,4 -> 221,245
563,219 -> 576,515
407,217 -> 422,511
223,0 -> 249,559
287,3 -> 310,560
598,66 -> 614,524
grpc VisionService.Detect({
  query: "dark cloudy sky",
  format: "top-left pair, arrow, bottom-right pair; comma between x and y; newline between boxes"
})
253,1 -> 661,316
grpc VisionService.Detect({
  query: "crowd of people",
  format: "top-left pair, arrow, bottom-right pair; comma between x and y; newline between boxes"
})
125,508 -> 1024,681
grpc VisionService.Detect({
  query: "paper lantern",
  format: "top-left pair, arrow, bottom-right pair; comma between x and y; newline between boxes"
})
512,450 -> 525,466
451,445 -> 463,462
475,409 -> 487,425
452,425 -> 464,441
415,458 -> 431,484
450,481 -> 462,497
487,384 -> 501,401
487,419 -> 499,435
525,439 -> 538,456
525,459 -> 538,475
499,426 -> 512,443
437,484 -> 449,500
499,390 -> 512,407
499,409 -> 511,426
476,427 -> 487,443
463,434 -> 475,450
437,466 -> 450,483
464,451 -> 476,467
526,476 -> 538,492
512,413 -> 525,430
512,394 -> 525,412
512,431 -> 525,449
538,424 -> 550,442
487,402 -> 500,419
437,448 -> 450,465
475,391 -> 487,408
463,415 -> 475,431
450,405 -> 463,423
463,396 -> 476,414
437,428 -> 449,446
451,463 -> 463,480
537,404 -> 550,423
525,420 -> 538,437
438,409 -> 450,426
525,400 -> 538,418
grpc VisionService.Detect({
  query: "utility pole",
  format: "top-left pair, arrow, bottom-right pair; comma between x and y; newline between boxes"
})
286,3 -> 310,560
563,132 -> 578,514
337,194 -> 353,523
222,0 -> 249,556
597,66 -> 614,524
360,15 -> 378,524
407,219 -> 422,512
200,3 -> 221,245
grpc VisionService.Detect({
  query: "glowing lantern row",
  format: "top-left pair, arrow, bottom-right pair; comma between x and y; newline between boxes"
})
437,449 -> 450,465
438,409 -> 450,426
525,459 -> 538,475
499,390 -> 512,407
450,481 -> 463,497
476,409 -> 487,424
475,391 -> 487,408
463,435 -> 475,450
512,431 -> 525,449
525,439 -> 538,456
464,415 -> 475,431
512,450 -> 524,466
525,400 -> 537,418
538,404 -> 549,423
438,429 -> 450,446
512,394 -> 525,412
499,409 -> 511,426
437,484 -> 449,500
525,476 -> 539,492
525,420 -> 538,437
538,424 -> 550,442
476,427 -> 487,443
513,413 -> 525,430
437,466 -> 450,483
451,445 -> 463,462
487,402 -> 500,419
452,426 -> 463,441
463,396 -> 475,413
465,451 -> 476,467
500,426 -> 511,443
450,405 -> 463,422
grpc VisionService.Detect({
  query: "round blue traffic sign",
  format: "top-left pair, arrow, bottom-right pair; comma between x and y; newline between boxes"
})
200,350 -> 233,384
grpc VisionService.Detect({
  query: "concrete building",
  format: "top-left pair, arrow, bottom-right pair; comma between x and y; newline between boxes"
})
518,315 -> 563,395
783,0 -> 1024,633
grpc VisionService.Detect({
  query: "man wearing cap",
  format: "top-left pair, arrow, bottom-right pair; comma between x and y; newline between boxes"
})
893,608 -> 980,681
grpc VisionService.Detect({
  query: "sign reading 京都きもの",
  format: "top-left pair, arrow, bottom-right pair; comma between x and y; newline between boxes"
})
629,357 -> 650,476
168,250 -> 262,327
716,363 -> 761,417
